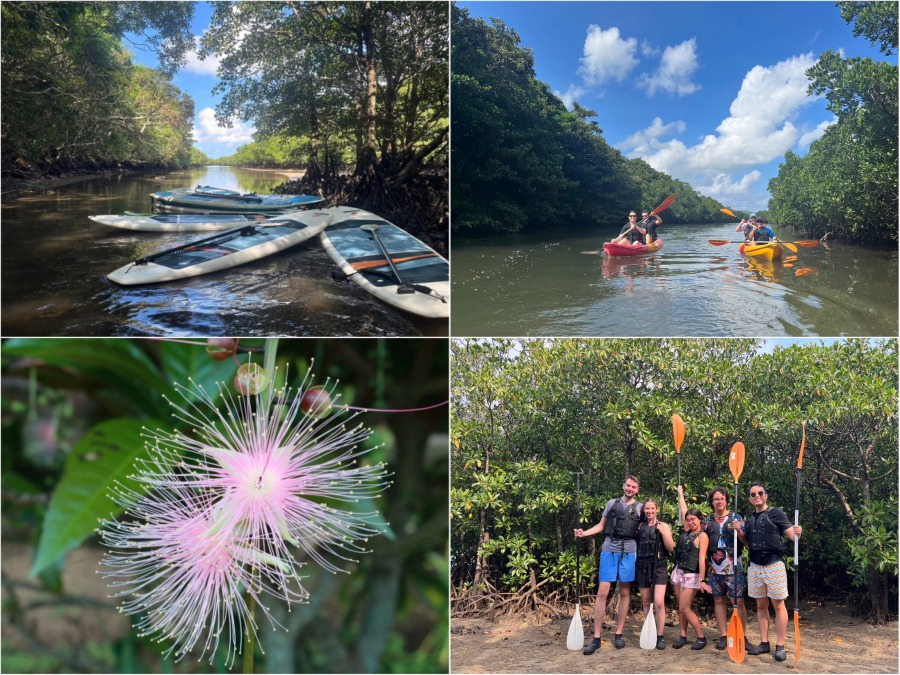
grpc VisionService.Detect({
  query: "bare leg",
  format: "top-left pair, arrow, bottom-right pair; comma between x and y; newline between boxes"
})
678,587 -> 706,638
756,596 -> 771,643
593,581 -> 612,638
653,583 -> 667,634
616,582 -> 631,634
737,597 -> 747,628
713,595 -> 728,635
772,598 -> 788,645
673,583 -> 687,636
640,586 -> 651,619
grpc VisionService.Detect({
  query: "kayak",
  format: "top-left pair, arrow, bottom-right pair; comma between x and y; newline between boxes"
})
603,239 -> 663,257
739,242 -> 782,261
320,206 -> 449,319
150,186 -> 323,212
89,212 -> 274,232
106,209 -> 331,285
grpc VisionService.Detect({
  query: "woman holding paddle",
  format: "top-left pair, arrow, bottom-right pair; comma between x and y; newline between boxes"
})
609,211 -> 649,246
672,487 -> 711,650
635,498 -> 675,650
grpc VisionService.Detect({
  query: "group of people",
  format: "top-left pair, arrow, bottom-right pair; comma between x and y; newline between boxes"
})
736,214 -> 778,243
573,475 -> 801,662
609,209 -> 663,246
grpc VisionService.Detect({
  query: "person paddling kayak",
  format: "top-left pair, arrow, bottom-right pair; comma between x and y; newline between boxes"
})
609,211 -> 649,247
640,208 -> 663,244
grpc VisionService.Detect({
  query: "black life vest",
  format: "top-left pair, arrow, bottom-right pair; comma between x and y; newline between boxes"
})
675,531 -> 701,573
747,509 -> 785,556
607,499 -> 643,540
704,513 -> 743,559
752,228 -> 772,242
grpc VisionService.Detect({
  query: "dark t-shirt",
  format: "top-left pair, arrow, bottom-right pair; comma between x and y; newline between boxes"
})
618,222 -> 643,244
746,507 -> 792,566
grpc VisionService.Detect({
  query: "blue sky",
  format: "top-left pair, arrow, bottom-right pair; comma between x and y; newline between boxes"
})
457,1 -> 896,212
126,2 -> 255,158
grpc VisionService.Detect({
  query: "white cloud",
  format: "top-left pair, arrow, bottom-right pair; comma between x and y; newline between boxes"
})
556,84 -> 586,110
181,36 -> 220,76
699,170 -> 763,199
638,38 -> 701,97
619,116 -> 686,153
192,107 -> 255,145
797,119 -> 835,149
578,24 -> 639,86
640,41 -> 659,58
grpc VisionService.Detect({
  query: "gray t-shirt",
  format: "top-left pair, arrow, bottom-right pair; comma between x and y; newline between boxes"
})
600,497 -> 644,553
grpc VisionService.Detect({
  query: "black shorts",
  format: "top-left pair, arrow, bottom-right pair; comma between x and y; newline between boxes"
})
635,559 -> 668,589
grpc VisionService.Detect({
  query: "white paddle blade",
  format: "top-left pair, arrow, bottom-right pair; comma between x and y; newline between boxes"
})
640,607 -> 658,650
566,604 -> 584,650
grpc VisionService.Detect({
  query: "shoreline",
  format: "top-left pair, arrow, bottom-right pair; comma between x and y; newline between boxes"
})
0,167 -> 183,203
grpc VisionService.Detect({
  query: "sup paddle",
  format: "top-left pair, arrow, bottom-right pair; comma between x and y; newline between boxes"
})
640,485 -> 664,650
794,422 -> 806,669
359,223 -> 416,295
567,472 -> 585,650
672,414 -> 685,526
727,441 -> 746,664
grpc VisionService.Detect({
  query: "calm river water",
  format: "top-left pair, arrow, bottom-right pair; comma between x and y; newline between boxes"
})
1,166 -> 446,337
451,223 -> 897,337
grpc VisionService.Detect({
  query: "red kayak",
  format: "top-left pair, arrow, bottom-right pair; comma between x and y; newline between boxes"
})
603,239 -> 663,257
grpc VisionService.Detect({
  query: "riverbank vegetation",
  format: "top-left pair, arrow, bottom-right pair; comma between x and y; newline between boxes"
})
451,338 -> 898,625
768,2 -> 898,247
1,2 -> 202,179
202,2 -> 448,244
451,5 -> 731,237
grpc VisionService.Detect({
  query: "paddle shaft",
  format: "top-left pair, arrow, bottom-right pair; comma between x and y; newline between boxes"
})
794,468 -> 801,611
576,472 -> 582,600
363,225 -> 412,291
134,225 -> 258,264
676,452 -> 682,526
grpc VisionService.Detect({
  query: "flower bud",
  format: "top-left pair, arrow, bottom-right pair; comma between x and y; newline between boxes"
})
234,363 -> 269,396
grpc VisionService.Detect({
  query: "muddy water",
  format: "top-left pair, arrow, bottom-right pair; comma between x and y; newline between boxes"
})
450,224 -> 897,337
1,167 -> 446,336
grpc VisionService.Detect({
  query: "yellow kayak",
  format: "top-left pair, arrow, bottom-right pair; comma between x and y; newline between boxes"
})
739,242 -> 782,261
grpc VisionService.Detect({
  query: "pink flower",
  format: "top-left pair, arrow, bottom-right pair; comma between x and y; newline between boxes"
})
100,368 -> 390,664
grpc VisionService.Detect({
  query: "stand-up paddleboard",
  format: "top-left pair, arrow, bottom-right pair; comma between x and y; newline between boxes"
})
150,187 -> 323,213
320,206 -> 449,318
89,212 -> 275,232
106,209 -> 331,285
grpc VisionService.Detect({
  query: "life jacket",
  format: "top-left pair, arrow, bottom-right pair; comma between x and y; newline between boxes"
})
636,523 -> 669,561
675,530 -> 701,573
752,228 -> 772,242
747,508 -> 785,556
607,499 -> 642,540
704,513 -> 743,559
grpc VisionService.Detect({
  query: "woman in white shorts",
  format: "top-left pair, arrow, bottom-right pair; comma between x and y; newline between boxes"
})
672,488 -> 711,650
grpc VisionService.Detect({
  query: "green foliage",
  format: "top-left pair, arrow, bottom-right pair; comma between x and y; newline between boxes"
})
1,2 -> 198,176
451,338 -> 898,621
450,7 -> 733,236
846,499 -> 899,587
768,4 -> 898,246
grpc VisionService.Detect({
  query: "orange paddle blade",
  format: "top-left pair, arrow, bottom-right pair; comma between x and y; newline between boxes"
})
350,253 -> 438,270
729,442 -> 745,482
780,241 -> 799,253
653,194 -> 676,215
727,612 -> 746,663
708,239 -> 732,246
794,610 -> 801,668
794,240 -> 820,247
720,208 -> 737,218
672,414 -> 685,452
798,421 -> 806,470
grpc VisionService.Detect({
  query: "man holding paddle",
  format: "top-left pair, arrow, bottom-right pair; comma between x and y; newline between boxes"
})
574,475 -> 643,654
609,211 -> 649,247
734,482 -> 802,662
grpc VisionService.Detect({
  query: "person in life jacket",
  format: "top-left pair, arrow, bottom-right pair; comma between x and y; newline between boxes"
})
635,498 -> 675,650
574,475 -> 643,654
733,482 -> 802,663
701,486 -> 752,652
609,211 -> 650,247
750,217 -> 778,243
671,486 -> 711,650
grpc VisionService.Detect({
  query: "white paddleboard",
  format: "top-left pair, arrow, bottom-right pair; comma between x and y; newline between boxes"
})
89,212 -> 274,232
319,206 -> 449,318
106,209 -> 331,285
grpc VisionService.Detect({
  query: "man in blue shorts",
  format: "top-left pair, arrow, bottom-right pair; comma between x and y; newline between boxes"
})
575,475 -> 643,654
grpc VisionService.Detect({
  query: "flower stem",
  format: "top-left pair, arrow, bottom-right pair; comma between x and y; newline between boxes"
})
262,338 -> 279,413
244,592 -> 256,674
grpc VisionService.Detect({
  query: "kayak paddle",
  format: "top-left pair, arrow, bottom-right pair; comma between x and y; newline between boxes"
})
567,472 -> 585,650
794,422 -> 806,669
708,239 -> 819,248
727,441 -> 746,663
639,584 -> 658,649
671,414 -> 685,526
359,223 -> 416,295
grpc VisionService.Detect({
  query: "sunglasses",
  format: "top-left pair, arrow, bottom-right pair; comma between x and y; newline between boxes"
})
629,214 -> 638,217
749,491 -> 765,497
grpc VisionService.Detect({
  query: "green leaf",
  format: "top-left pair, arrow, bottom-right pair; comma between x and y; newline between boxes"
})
29,417 -> 166,577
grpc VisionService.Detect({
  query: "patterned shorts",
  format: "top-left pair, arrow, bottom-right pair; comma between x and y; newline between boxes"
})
671,566 -> 701,590
748,561 -> 788,600
708,570 -> 746,599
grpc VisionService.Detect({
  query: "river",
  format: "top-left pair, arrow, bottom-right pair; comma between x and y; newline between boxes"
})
1,166 -> 446,337
450,223 -> 898,337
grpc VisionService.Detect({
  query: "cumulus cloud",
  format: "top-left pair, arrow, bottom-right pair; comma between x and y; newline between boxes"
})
638,38 -> 701,97
797,118 -> 835,149
640,40 -> 659,58
620,116 -> 687,153
180,36 -> 220,76
578,24 -> 639,86
699,170 -> 764,199
192,107 -> 255,145
556,84 -> 587,110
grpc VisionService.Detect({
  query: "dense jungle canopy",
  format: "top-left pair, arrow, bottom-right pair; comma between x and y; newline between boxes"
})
767,1 -> 898,247
451,338 -> 898,625
450,5 -> 732,237
1,2 -> 204,176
